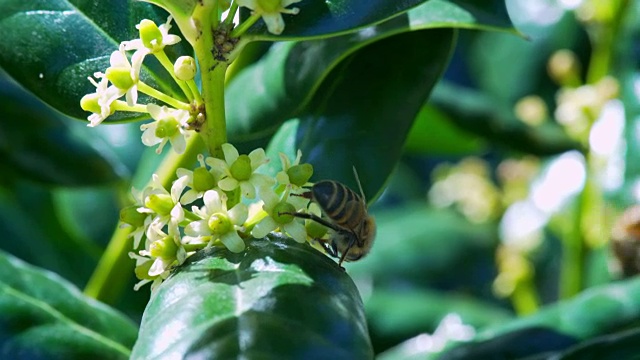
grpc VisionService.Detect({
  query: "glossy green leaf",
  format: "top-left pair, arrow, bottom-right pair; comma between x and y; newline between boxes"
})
0,76 -> 126,186
438,277 -> 640,359
430,81 -> 581,155
0,249 -> 137,360
242,0 -> 517,40
366,289 -> 511,354
228,0 -> 517,142
0,0 -> 190,121
404,104 -> 486,155
549,327 -> 640,360
132,235 -> 372,359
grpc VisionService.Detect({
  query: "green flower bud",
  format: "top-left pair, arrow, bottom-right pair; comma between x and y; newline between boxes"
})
105,67 -> 135,90
174,56 -> 196,81
287,163 -> 313,186
138,19 -> 163,51
145,193 -> 174,215
150,236 -> 178,260
120,205 -> 147,227
306,219 -> 328,239
273,202 -> 296,224
208,213 -> 232,234
193,167 -> 216,192
134,260 -> 155,280
80,93 -> 103,114
155,118 -> 180,139
230,155 -> 252,181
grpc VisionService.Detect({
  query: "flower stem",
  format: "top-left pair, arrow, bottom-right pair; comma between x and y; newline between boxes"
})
112,101 -> 147,113
138,81 -> 191,110
84,136 -> 205,302
231,13 -> 261,38
154,50 -> 195,102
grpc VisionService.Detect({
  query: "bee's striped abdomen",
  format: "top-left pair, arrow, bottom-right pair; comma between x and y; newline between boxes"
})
312,180 -> 364,230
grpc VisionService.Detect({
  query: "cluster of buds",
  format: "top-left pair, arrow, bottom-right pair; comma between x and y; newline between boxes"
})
80,16 -> 199,154
121,144 -> 321,290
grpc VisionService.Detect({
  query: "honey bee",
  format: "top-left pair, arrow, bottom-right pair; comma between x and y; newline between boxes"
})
285,169 -> 376,269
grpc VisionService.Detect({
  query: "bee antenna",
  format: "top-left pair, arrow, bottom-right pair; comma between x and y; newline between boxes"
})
352,166 -> 366,202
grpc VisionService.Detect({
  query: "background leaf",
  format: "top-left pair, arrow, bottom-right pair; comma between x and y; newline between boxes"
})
132,235 -> 372,359
0,249 -> 137,360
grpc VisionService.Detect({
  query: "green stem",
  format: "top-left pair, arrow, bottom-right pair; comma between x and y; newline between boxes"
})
585,0 -> 629,83
154,50 -> 195,102
112,101 -> 147,113
187,79 -> 203,104
84,136 -> 205,302
138,81 -> 190,110
193,1 -> 228,158
512,279 -> 540,315
231,13 -> 261,38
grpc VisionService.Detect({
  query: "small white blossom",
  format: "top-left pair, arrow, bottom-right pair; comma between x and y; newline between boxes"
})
184,189 -> 248,253
140,220 -> 186,277
81,74 -> 122,127
236,0 -> 302,35
137,174 -> 188,230
251,186 -> 307,243
129,251 -> 166,291
176,154 -> 222,205
123,16 -> 181,54
140,104 -> 191,154
206,143 -> 274,199
102,44 -> 145,106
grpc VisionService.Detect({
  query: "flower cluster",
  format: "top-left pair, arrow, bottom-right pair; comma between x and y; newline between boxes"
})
120,143 -> 317,290
80,16 -> 199,155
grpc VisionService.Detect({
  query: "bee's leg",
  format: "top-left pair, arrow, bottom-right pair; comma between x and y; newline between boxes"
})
316,238 -> 338,258
337,235 -> 357,269
280,211 -> 345,233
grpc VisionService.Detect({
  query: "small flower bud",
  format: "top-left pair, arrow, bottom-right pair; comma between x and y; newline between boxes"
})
193,167 -> 216,192
514,95 -> 548,127
287,164 -> 313,186
105,67 -> 135,90
120,205 -> 147,227
149,237 -> 179,259
174,56 -> 196,81
547,49 -> 581,87
306,219 -> 328,239
138,19 -> 163,51
145,193 -> 174,215
208,213 -> 232,234
230,155 -> 252,181
273,202 -> 296,224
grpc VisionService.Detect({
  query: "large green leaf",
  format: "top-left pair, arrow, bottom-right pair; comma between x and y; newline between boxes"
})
0,76 -> 126,186
548,327 -> 640,360
438,277 -> 640,359
0,249 -> 137,360
0,0 -> 190,121
242,0 -> 517,40
132,235 -> 372,359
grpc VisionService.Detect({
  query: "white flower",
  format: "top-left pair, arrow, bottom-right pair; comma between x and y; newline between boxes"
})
206,143 -> 274,199
184,189 -> 248,253
137,174 -> 188,230
123,17 -> 181,54
251,186 -> 308,243
236,0 -> 302,35
140,220 -> 186,276
176,154 -> 222,205
140,104 -> 191,154
80,74 -> 123,127
129,251 -> 166,291
103,44 -> 145,106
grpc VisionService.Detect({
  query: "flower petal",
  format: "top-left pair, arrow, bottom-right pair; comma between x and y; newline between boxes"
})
239,181 -> 256,199
180,189 -> 200,205
203,189 -> 225,212
170,133 -> 186,154
221,231 -> 245,253
228,203 -> 248,225
222,143 -> 239,165
219,177 -> 239,192
185,220 -> 209,236
284,220 -> 307,243
251,217 -> 278,238
248,147 -> 269,170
